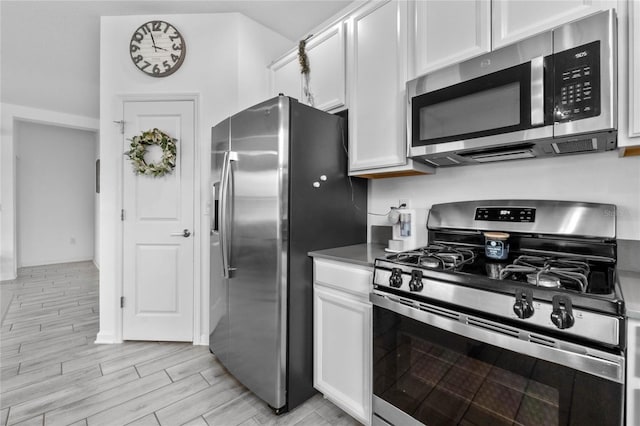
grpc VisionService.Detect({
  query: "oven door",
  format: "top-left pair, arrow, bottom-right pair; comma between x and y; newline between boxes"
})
371,292 -> 624,426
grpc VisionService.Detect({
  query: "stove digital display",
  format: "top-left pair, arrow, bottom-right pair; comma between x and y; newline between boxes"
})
475,207 -> 536,222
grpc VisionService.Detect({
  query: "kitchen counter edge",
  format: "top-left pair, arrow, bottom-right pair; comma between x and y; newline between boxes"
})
308,243 -> 387,268
618,239 -> 640,319
620,269 -> 640,320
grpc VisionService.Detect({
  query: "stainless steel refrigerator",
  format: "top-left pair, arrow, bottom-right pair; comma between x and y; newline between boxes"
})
209,96 -> 367,413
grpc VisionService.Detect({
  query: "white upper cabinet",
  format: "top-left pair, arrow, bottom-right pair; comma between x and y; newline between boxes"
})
270,51 -> 302,101
492,0 -> 615,49
304,23 -> 346,112
268,23 -> 346,112
629,0 -> 640,140
347,0 -> 433,177
410,0 -> 491,78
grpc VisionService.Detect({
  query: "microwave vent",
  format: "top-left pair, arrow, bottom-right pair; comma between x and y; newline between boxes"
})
552,138 -> 597,154
424,156 -> 461,167
461,148 -> 536,163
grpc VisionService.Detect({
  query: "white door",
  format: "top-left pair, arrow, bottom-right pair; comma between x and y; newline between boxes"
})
122,100 -> 195,341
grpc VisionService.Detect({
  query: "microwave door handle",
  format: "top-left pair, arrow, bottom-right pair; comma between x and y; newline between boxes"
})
530,56 -> 545,126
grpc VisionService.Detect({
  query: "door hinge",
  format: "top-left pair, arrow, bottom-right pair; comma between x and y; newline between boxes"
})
121,209 -> 125,221
113,120 -> 124,134
120,296 -> 125,308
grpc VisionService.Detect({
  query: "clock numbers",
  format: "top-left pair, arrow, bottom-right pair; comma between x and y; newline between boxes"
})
130,20 -> 185,77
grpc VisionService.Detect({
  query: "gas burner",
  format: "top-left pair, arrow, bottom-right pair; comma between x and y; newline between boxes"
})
501,255 -> 590,292
420,257 -> 441,268
527,272 -> 561,288
393,244 -> 477,271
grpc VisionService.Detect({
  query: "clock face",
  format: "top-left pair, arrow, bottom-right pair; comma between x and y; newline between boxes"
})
130,21 -> 186,77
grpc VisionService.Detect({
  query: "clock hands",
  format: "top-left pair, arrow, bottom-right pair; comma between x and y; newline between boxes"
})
149,32 -> 158,52
149,32 -> 169,52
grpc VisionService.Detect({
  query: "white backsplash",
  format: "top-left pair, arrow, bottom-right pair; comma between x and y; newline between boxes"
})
369,151 -> 640,241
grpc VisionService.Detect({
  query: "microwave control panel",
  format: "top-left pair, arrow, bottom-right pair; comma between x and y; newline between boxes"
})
553,41 -> 600,122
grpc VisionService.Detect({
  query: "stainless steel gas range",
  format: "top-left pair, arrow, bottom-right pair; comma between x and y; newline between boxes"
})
371,200 -> 624,426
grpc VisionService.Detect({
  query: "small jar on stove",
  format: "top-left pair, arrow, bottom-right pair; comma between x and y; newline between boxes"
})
484,232 -> 510,260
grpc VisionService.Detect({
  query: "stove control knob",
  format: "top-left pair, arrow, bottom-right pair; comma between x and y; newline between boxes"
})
409,270 -> 424,292
550,295 -> 575,329
389,268 -> 403,288
513,289 -> 534,319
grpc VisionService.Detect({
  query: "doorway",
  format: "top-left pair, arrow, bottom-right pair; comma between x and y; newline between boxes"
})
15,121 -> 98,268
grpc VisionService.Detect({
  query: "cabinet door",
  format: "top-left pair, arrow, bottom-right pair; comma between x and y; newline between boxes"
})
304,22 -> 346,111
493,0 -> 615,49
411,0 -> 491,77
628,319 -> 640,424
347,0 -> 408,172
314,285 -> 371,425
630,0 -> 640,139
269,51 -> 301,100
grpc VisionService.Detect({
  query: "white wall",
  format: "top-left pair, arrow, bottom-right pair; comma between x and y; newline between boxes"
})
369,151 -> 640,240
15,122 -> 97,267
0,104 -> 100,281
98,13 -> 290,344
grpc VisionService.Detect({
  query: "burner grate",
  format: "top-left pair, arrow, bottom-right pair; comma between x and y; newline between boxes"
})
500,255 -> 590,293
394,244 -> 477,271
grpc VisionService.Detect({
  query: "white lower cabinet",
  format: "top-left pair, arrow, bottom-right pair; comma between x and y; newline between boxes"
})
313,259 -> 372,425
627,318 -> 640,424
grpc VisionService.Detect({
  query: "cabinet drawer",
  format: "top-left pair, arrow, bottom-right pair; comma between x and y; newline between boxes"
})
314,259 -> 372,298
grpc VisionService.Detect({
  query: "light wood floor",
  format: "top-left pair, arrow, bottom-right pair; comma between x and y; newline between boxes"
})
0,261 -> 361,426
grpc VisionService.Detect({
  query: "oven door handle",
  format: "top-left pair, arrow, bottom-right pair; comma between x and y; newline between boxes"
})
371,291 -> 624,383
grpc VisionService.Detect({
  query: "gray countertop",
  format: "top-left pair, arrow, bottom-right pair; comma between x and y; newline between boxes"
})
308,243 -> 388,268
618,240 -> 640,319
620,270 -> 640,319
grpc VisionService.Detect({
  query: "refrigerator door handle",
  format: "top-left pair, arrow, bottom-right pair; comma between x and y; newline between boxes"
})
220,151 -> 239,278
219,151 -> 231,278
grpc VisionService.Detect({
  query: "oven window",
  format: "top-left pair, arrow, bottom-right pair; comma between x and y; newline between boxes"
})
419,82 -> 520,141
411,62 -> 533,147
373,306 -> 623,425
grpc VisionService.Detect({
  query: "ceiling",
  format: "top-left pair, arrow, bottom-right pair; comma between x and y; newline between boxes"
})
0,1 -> 355,119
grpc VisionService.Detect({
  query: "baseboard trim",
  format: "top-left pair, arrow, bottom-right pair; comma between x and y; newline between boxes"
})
19,256 -> 95,268
94,332 -> 122,344
194,334 -> 209,346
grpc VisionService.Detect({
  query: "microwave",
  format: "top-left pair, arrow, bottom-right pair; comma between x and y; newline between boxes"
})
407,10 -> 617,167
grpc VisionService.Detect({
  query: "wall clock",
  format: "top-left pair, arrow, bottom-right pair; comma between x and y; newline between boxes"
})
130,20 -> 186,77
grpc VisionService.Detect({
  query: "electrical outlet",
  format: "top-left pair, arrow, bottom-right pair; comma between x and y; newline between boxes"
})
399,199 -> 411,209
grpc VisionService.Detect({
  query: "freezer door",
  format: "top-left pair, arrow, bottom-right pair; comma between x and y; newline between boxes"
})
226,97 -> 288,409
209,118 -> 230,364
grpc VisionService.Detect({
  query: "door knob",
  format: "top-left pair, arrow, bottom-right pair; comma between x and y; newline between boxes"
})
170,229 -> 191,237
